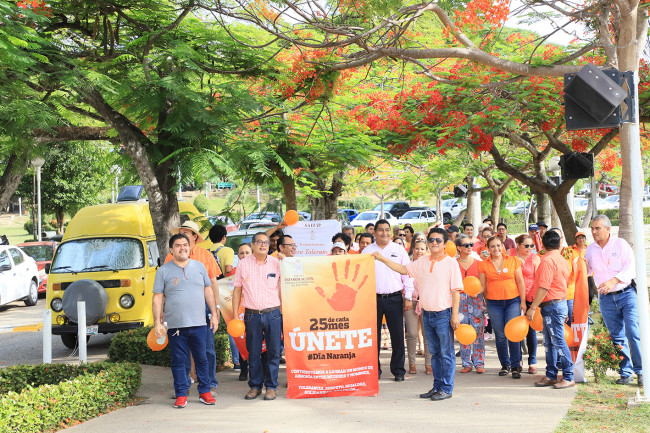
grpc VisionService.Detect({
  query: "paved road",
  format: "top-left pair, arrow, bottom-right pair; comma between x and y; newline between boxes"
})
0,298 -> 47,333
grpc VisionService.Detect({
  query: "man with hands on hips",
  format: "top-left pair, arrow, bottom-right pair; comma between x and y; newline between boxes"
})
153,233 -> 219,409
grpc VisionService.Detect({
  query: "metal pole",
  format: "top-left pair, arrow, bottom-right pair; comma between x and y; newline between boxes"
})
36,166 -> 42,242
77,301 -> 87,364
43,309 -> 51,364
623,70 -> 649,400
257,186 -> 261,212
18,197 -> 22,217
178,166 -> 183,201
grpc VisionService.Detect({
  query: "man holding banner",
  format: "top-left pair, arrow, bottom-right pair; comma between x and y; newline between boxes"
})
372,227 -> 463,401
232,232 -> 283,401
364,219 -> 413,382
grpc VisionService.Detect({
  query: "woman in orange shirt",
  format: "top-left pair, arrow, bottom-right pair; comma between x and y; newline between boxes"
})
478,236 -> 527,379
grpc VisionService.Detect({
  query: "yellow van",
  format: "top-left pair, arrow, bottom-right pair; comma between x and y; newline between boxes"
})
46,200 -> 210,348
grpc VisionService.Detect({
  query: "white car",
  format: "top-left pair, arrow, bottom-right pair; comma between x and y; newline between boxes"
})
0,245 -> 39,307
350,211 -> 397,227
398,209 -> 438,226
573,197 -> 609,212
602,194 -> 619,209
440,198 -> 467,222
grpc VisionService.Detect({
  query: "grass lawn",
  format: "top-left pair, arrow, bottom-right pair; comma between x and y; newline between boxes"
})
0,216 -> 33,244
556,379 -> 649,432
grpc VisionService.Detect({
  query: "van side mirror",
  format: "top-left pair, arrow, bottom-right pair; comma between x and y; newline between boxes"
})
0,264 -> 11,272
45,263 -> 51,274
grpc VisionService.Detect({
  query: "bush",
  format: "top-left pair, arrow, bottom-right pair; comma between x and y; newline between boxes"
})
193,194 -> 210,213
0,362 -> 141,433
23,217 -> 56,234
108,321 -> 230,368
575,207 -> 650,226
584,313 -> 623,383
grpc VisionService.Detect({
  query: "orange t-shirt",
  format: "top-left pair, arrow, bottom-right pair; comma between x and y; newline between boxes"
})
534,249 -> 570,303
164,246 -> 221,280
477,255 -> 521,300
347,249 -> 359,255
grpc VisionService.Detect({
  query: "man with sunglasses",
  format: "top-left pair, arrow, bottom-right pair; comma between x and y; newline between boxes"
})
363,219 -> 414,382
232,232 -> 282,401
372,228 -> 462,401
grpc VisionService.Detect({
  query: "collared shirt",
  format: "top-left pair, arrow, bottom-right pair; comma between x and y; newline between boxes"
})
534,249 -> 570,303
477,255 -> 521,300
363,241 -> 414,299
501,236 -> 516,251
585,236 -> 635,292
164,245 -> 221,280
233,254 -> 281,310
405,254 -> 463,312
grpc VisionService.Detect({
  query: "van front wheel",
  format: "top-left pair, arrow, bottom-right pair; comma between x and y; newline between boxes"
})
60,334 -> 91,350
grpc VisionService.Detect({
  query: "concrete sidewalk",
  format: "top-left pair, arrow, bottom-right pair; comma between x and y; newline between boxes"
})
64,340 -> 576,433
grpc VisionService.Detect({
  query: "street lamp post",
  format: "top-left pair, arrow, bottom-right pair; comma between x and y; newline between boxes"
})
31,157 -> 45,242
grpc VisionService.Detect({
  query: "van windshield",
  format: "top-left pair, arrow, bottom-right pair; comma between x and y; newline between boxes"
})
51,238 -> 144,273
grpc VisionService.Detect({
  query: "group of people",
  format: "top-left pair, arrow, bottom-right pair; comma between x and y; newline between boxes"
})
152,211 -> 643,407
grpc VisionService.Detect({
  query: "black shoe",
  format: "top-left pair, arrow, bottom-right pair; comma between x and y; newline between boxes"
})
638,374 -> 644,387
419,388 -> 437,398
394,375 -> 405,382
616,376 -> 633,385
512,368 -> 522,379
498,367 -> 510,376
238,360 -> 248,381
431,391 -> 452,401
279,357 -> 286,364
455,351 -> 460,357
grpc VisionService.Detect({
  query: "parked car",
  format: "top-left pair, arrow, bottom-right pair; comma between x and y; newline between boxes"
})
603,194 -> 619,209
338,209 -> 359,222
350,211 -> 397,228
440,198 -> 467,222
371,201 -> 411,218
599,184 -> 618,196
298,211 -> 311,221
207,215 -> 238,232
0,245 -> 39,307
241,212 -> 282,223
398,209 -> 437,226
17,241 -> 57,294
573,197 -> 609,212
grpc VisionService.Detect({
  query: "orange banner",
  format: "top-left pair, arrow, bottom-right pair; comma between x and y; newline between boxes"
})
281,254 -> 379,399
570,255 -> 590,382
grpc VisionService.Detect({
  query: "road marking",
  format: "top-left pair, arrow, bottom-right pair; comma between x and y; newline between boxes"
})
0,323 -> 43,334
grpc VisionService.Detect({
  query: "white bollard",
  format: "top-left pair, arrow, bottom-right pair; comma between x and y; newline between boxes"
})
43,309 -> 52,364
77,301 -> 87,364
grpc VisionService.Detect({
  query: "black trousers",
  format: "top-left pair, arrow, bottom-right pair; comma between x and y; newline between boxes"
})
377,293 -> 406,377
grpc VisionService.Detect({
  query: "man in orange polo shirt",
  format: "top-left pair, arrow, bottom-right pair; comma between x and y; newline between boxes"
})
372,227 -> 463,401
526,230 -> 574,389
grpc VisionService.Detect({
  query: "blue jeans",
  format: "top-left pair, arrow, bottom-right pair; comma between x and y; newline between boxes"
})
245,308 -> 282,390
169,325 -> 211,397
525,301 -> 537,366
566,299 -> 574,326
599,288 -> 643,377
541,301 -> 574,381
229,335 -> 240,365
422,308 -> 455,394
486,298 -> 522,369
184,311 -> 218,389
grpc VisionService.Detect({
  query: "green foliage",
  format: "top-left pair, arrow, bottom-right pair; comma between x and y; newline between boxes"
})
23,216 -> 56,234
575,208 -> 650,226
0,362 -> 141,433
193,194 -> 210,213
584,311 -> 623,383
108,323 -> 230,368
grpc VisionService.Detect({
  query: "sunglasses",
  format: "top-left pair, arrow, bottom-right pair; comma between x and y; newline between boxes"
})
428,238 -> 445,244
523,244 -> 535,248
460,243 -> 474,248
397,234 -> 406,237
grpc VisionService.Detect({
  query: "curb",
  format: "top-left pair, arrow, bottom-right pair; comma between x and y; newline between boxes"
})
0,323 -> 43,334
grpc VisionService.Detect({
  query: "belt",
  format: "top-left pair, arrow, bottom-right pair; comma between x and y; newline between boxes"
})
601,284 -> 636,296
245,306 -> 280,314
377,291 -> 402,298
539,298 -> 566,308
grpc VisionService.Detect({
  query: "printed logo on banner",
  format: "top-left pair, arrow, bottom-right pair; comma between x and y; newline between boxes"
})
281,255 -> 379,399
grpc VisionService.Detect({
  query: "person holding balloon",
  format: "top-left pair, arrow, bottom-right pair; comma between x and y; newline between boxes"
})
478,236 -> 527,379
455,234 -> 486,374
512,234 -> 541,374
526,230 -> 574,389
372,227 -> 463,401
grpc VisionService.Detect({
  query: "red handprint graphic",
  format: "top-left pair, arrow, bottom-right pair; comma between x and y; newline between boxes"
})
315,259 -> 368,311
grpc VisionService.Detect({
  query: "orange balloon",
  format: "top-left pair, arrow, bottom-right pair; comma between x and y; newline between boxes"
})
529,308 -> 543,332
455,324 -> 477,345
445,241 -> 457,257
284,210 -> 299,225
504,316 -> 529,342
147,328 -> 168,351
564,324 -> 575,345
463,276 -> 481,297
227,319 -> 246,338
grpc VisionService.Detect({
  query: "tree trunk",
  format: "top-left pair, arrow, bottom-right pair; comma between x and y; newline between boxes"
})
491,192 -> 502,224
549,180 -> 578,240
465,177 -> 480,227
309,172 -> 344,220
273,171 -> 297,211
0,152 -> 29,214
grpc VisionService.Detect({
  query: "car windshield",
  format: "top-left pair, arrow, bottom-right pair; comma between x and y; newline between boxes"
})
19,244 -> 54,262
401,211 -> 420,219
441,199 -> 457,208
372,204 -> 393,211
357,212 -> 378,220
604,195 -> 619,203
51,238 -> 144,273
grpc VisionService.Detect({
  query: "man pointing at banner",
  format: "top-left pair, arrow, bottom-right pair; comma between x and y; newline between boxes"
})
372,227 -> 462,401
364,219 -> 414,382
232,232 -> 283,401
